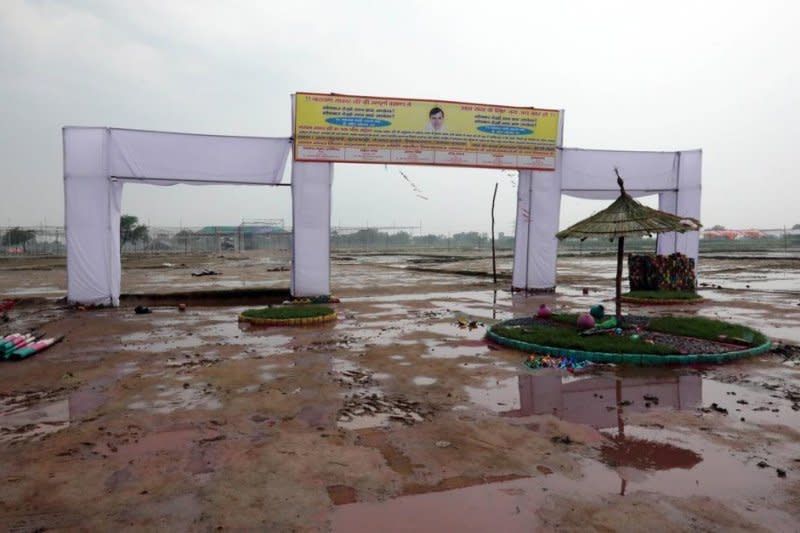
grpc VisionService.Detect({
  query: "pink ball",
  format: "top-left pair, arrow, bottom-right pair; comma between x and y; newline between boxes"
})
536,304 -> 552,319
576,313 -> 595,330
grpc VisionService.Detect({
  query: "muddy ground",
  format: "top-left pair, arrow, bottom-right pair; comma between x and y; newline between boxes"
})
0,251 -> 799,532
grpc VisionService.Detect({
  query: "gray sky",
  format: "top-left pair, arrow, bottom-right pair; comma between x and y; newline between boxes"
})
1,0 -> 798,234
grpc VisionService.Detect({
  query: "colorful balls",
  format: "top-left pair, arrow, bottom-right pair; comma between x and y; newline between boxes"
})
589,304 -> 605,321
576,313 -> 595,330
536,304 -> 552,319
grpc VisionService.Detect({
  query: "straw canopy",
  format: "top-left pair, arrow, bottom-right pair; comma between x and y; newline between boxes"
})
556,171 -> 702,323
556,176 -> 701,241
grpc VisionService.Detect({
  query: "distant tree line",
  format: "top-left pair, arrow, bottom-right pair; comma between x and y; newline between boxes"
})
330,228 -> 515,249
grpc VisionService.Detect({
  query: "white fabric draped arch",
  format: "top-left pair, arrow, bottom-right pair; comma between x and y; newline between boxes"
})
512,147 -> 702,291
63,127 -> 291,305
63,127 -> 701,304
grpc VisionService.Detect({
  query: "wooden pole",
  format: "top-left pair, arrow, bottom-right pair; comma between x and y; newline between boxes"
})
616,236 -> 625,322
491,182 -> 499,284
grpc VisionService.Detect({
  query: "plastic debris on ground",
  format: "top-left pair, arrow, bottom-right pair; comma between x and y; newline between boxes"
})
456,318 -> 482,330
1,331 -> 64,361
524,354 -> 592,371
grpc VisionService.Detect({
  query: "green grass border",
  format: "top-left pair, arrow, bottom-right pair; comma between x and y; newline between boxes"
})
238,305 -> 336,326
622,290 -> 705,305
486,319 -> 772,366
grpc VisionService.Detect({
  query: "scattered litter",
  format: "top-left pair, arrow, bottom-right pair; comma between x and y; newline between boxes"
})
134,306 -> 151,315
333,369 -> 373,388
178,303 -> 187,312
338,393 -> 432,427
457,318 -> 482,330
772,343 -> 800,361
550,435 -> 573,445
1,332 -> 64,361
191,268 -> 221,277
1,299 -> 16,322
288,295 -> 341,304
524,355 -> 591,371
699,403 -> 729,415
435,440 -> 451,448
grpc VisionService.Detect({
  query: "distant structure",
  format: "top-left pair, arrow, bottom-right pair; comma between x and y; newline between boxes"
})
702,229 -> 769,240
193,219 -> 289,252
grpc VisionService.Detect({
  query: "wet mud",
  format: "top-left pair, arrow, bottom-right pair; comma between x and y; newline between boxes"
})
0,251 -> 798,531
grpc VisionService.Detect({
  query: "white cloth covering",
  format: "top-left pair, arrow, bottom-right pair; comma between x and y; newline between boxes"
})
63,127 -> 291,306
512,148 -> 702,291
291,162 -> 333,297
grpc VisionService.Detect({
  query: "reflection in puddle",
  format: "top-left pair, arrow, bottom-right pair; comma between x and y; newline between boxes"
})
128,385 -> 221,414
464,376 -> 521,412
0,398 -> 70,443
509,373 -> 703,427
421,339 -> 489,359
330,438 -> 794,532
599,432 -> 702,471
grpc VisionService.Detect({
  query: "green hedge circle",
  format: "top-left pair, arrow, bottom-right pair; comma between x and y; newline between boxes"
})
486,317 -> 771,366
238,305 -> 337,326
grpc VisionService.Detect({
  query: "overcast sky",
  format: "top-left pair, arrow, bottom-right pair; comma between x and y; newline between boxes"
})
1,0 -> 798,235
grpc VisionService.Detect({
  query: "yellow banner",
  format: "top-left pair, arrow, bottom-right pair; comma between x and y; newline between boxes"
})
293,93 -> 560,170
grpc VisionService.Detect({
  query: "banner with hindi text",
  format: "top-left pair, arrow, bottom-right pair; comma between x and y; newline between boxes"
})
293,92 -> 560,170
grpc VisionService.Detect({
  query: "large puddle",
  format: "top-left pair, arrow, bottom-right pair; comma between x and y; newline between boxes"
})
1,252 -> 798,531
332,367 -> 799,531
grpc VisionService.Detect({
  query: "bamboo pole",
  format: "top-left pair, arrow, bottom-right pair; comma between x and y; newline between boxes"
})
491,182 -> 498,284
616,236 -> 625,322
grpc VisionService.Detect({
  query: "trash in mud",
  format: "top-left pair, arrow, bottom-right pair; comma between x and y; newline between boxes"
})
134,305 -> 151,315
337,393 -> 432,429
524,354 -> 592,371
456,318 -> 482,330
1,299 -> 16,322
333,369 -> 374,388
700,403 -> 729,415
771,343 -> 800,361
1,332 -> 64,362
191,268 -> 221,277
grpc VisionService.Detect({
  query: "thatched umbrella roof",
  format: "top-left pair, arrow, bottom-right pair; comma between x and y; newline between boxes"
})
556,171 -> 702,322
556,176 -> 701,240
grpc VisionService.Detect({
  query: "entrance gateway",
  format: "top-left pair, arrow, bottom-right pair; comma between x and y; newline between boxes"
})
63,93 -> 701,305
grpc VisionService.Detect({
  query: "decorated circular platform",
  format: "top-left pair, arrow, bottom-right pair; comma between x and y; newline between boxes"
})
620,295 -> 706,305
238,305 -> 337,326
486,316 -> 771,366
620,291 -> 705,306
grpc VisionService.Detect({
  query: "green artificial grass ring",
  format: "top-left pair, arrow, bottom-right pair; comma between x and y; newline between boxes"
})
486,316 -> 770,366
238,305 -> 337,326
621,290 -> 705,305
